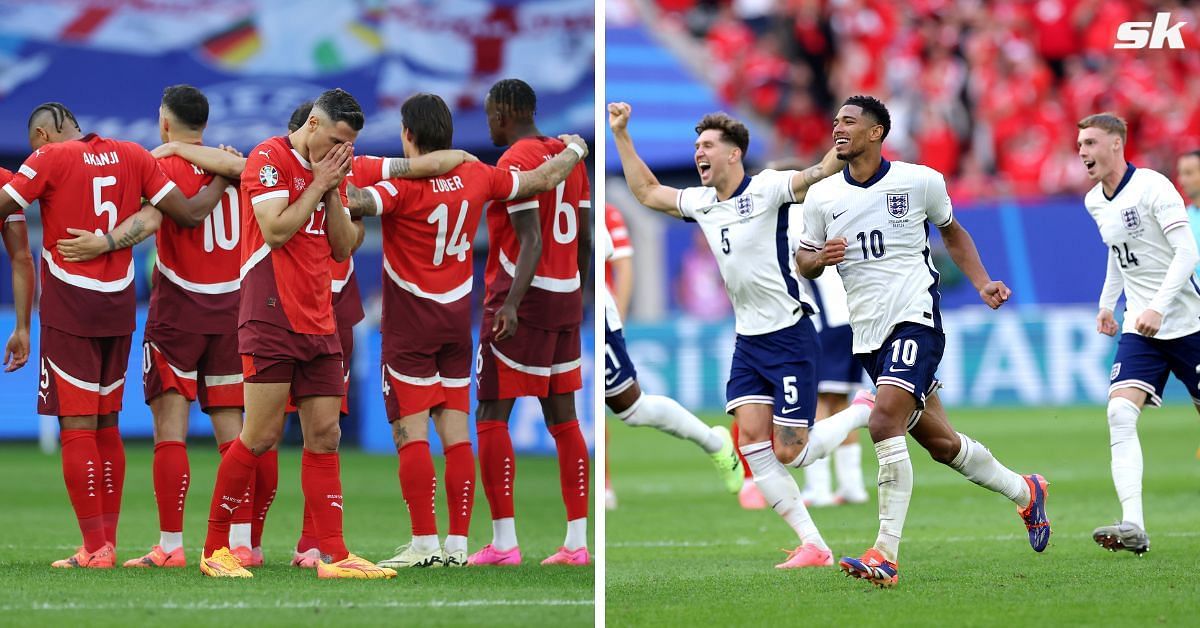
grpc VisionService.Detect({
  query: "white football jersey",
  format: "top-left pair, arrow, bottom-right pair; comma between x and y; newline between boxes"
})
601,227 -> 623,332
677,169 -> 818,336
1085,165 -> 1200,340
797,159 -> 952,353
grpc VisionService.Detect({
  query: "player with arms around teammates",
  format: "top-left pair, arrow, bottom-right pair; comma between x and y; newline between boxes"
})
346,92 -> 586,568
1078,114 -> 1200,556
609,101 -> 879,569
0,102 -> 231,568
469,79 -> 593,567
795,95 -> 1051,588
196,88 -> 391,579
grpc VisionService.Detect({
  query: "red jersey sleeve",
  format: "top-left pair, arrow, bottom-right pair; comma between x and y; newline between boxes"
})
242,143 -> 290,209
0,167 -> 21,223
2,146 -> 60,209
495,144 -> 541,214
133,145 -> 176,205
348,155 -> 387,188
365,178 -> 420,216
483,162 -> 520,202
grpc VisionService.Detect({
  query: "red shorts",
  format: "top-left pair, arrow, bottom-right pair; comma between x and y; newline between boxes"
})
38,326 -> 131,417
143,321 -> 242,411
285,325 -> 354,415
476,318 -> 582,401
381,329 -> 472,421
239,320 -> 343,400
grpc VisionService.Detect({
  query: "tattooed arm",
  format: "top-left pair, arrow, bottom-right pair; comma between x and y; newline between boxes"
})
385,150 -> 477,179
56,203 -> 163,262
346,184 -> 381,218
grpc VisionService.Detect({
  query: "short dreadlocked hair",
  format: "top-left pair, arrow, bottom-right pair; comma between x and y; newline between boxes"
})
28,102 -> 80,134
487,78 -> 537,119
288,100 -> 314,133
843,95 -> 891,140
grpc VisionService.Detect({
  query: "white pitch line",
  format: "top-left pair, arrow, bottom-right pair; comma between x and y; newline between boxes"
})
0,599 -> 594,612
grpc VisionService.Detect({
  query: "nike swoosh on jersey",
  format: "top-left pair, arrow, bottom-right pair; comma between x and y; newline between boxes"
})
833,210 -> 847,220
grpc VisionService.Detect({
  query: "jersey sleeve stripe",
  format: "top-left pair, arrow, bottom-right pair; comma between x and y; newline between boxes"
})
935,215 -> 954,228
610,245 -> 633,259
251,190 -> 290,206
380,157 -> 392,181
505,171 -> 521,202
579,200 -> 591,208
3,183 -> 30,209
331,258 -> 355,293
378,180 -> 398,197
366,186 -> 385,216
1162,219 -> 1189,233
796,237 -> 822,252
149,180 -> 177,206
507,199 -> 538,214
4,213 -> 25,224
17,164 -> 36,179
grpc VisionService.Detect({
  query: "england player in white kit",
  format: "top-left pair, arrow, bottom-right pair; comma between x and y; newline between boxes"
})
795,96 -> 1050,588
1078,114 -> 1200,555
609,102 -> 875,569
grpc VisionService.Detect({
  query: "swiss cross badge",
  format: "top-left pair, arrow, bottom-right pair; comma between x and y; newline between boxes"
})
886,193 -> 909,218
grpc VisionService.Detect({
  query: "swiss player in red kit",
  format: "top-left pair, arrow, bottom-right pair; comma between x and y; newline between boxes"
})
471,79 -> 594,566
345,93 -> 587,569
0,103 -> 230,569
196,89 -> 390,579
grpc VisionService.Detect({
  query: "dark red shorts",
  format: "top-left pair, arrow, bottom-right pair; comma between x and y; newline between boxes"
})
476,317 -> 582,401
38,326 -> 131,417
285,324 -> 354,415
381,327 -> 472,421
239,320 -> 343,400
143,321 -> 242,411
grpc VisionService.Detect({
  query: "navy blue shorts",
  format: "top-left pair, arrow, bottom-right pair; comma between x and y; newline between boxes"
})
604,321 -> 638,398
726,316 -> 820,428
1109,329 -> 1200,406
817,324 -> 865,394
857,322 -> 944,410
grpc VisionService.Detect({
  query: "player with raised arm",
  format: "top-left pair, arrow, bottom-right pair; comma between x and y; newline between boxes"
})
470,79 -> 593,567
0,166 -> 33,375
0,102 -> 230,569
603,212 -> 744,500
794,95 -> 1050,588
609,101 -> 876,569
343,93 -> 586,569
195,88 -> 392,579
1080,114 -> 1200,555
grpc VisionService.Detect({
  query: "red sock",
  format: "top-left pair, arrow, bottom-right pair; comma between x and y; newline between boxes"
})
443,442 -> 475,537
297,503 -> 318,553
60,430 -> 107,553
731,422 -> 752,479
301,449 -> 348,562
251,449 -> 278,548
204,439 -> 259,556
398,440 -> 438,536
548,419 -> 589,521
476,420 -> 515,520
96,426 -> 125,547
152,441 -> 189,533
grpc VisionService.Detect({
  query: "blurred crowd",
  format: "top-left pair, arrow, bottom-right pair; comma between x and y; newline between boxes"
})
651,0 -> 1200,201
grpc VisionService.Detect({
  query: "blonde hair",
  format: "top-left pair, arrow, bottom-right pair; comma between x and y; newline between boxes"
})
1077,113 -> 1127,144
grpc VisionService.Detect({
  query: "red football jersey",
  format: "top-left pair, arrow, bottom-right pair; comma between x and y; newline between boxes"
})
484,137 -> 590,330
239,135 -> 347,336
0,167 -> 22,226
328,154 -> 384,329
3,134 -> 174,337
604,203 -> 632,292
149,153 -> 240,335
367,161 -> 519,334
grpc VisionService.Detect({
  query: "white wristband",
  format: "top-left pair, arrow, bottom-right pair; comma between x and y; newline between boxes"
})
566,142 -> 585,159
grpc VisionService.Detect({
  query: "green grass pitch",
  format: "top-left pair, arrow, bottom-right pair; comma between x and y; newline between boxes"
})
0,444 -> 594,627
606,406 -> 1200,627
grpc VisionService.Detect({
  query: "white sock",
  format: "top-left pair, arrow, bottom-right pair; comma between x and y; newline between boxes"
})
564,517 -> 588,550
445,534 -> 468,554
1107,397 -> 1144,529
834,443 -> 865,496
874,436 -> 912,563
412,534 -> 440,552
948,432 -> 1029,507
740,440 -> 827,550
786,403 -> 870,467
803,456 -> 833,501
229,523 -> 251,550
159,531 -> 183,553
492,517 -> 518,551
619,394 -> 722,454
